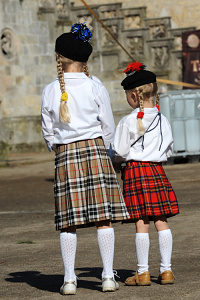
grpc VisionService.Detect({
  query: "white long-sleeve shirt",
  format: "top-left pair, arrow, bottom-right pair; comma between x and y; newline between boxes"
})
41,73 -> 115,152
113,107 -> 173,162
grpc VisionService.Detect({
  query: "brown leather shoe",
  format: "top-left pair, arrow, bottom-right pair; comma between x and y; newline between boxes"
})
125,271 -> 151,286
158,270 -> 175,284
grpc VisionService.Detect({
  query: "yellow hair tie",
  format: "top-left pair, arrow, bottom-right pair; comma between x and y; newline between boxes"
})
61,92 -> 68,102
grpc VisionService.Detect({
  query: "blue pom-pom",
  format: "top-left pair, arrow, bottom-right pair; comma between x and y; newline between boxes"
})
71,22 -> 92,42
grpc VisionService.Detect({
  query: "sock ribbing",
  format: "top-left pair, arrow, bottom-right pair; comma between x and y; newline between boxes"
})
60,232 -> 77,282
158,229 -> 173,273
97,228 -> 115,278
135,232 -> 149,274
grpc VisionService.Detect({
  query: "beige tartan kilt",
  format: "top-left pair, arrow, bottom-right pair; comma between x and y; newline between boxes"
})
54,137 -> 130,230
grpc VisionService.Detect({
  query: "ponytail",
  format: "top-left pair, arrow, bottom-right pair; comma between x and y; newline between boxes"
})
56,54 -> 90,123
136,87 -> 146,135
155,92 -> 160,109
56,53 -> 70,123
135,82 -> 159,135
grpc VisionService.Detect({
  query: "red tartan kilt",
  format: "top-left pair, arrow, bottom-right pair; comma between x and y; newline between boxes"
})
122,161 -> 179,220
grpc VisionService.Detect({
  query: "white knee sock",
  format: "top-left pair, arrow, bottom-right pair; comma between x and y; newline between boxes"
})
135,233 -> 150,274
97,227 -> 115,278
158,229 -> 173,273
60,232 -> 77,282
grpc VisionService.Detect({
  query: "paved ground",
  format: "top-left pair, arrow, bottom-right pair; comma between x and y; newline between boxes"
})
0,153 -> 200,299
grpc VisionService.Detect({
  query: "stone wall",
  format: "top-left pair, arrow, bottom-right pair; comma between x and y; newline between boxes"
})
71,0 -> 200,30
0,0 -> 58,155
0,0 -> 197,156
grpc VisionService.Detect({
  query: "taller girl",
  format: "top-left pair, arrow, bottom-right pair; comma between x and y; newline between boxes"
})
113,62 -> 179,286
41,23 -> 129,295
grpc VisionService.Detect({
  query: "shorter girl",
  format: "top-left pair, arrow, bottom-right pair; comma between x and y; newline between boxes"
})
113,62 -> 179,286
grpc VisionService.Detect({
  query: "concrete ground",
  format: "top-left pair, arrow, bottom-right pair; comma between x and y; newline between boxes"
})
0,152 -> 200,300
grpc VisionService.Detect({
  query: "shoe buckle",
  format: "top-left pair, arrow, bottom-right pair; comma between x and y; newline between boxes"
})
135,272 -> 140,284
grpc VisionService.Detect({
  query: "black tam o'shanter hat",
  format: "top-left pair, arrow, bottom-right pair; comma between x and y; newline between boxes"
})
55,22 -> 93,62
121,61 -> 156,90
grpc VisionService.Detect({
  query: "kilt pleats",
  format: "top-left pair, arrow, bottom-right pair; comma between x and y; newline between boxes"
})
54,137 -> 129,230
122,161 -> 179,220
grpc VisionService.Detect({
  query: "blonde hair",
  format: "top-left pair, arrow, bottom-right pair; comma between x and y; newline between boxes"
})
134,82 -> 159,135
56,53 -> 90,123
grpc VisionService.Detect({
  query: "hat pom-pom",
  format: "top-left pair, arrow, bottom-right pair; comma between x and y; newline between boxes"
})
71,22 -> 92,42
122,61 -> 146,75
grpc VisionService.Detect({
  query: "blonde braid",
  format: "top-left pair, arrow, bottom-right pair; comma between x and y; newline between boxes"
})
56,54 -> 70,123
155,92 -> 160,107
82,63 -> 90,77
136,87 -> 145,135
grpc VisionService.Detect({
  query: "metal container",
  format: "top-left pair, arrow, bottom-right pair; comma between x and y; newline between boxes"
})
159,89 -> 200,157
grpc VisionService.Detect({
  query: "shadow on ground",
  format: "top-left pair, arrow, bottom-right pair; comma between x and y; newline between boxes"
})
5,267 -> 159,294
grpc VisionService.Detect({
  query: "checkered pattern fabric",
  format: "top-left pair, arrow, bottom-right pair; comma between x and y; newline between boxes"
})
122,161 -> 179,220
54,137 -> 130,230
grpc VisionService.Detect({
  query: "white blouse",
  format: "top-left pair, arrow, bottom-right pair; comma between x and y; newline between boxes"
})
113,107 -> 173,162
41,73 -> 115,152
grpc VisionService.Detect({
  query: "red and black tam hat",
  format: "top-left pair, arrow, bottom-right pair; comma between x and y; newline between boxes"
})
55,22 -> 93,62
121,61 -> 156,90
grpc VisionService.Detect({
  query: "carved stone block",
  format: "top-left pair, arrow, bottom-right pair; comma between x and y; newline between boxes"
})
122,28 -> 148,56
124,15 -> 141,30
145,17 -> 171,39
98,4 -> 122,19
120,7 -> 146,29
99,18 -> 122,48
146,38 -> 174,70
56,0 -> 70,17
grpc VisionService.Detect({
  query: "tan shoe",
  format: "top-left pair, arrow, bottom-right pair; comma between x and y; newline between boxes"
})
125,271 -> 151,286
158,270 -> 175,285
